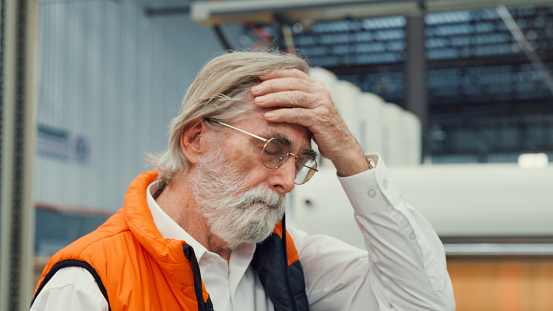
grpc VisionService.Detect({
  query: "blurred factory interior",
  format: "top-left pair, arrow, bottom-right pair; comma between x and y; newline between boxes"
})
1,0 -> 552,310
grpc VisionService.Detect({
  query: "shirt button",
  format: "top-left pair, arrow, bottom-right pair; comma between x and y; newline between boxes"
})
383,180 -> 389,190
207,256 -> 216,263
409,232 -> 416,240
367,189 -> 376,198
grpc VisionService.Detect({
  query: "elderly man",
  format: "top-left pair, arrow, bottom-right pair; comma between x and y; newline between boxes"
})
31,51 -> 455,310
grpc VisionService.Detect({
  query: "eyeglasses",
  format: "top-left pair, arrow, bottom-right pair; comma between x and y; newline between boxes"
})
210,120 -> 318,185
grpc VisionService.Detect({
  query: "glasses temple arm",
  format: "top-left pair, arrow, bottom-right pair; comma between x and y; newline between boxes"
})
212,120 -> 268,142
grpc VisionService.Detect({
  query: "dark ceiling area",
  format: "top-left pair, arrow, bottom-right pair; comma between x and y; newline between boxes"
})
291,6 -> 553,163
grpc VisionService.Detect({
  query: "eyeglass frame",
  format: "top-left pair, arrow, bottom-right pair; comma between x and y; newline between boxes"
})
207,119 -> 319,184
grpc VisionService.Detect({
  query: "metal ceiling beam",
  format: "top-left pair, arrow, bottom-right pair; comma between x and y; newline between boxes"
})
191,0 -> 553,25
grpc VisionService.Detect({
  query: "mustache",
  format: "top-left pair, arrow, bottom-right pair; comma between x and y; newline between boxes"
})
235,187 -> 284,210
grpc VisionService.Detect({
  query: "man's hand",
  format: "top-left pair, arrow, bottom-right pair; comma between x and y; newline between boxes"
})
251,69 -> 370,177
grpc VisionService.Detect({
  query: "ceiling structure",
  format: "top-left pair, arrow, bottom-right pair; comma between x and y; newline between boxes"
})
291,6 -> 553,162
288,7 -> 553,109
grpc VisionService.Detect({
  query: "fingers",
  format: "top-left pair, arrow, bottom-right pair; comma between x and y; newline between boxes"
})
252,68 -> 336,132
252,68 -> 325,97
255,90 -> 322,110
263,101 -> 337,132
264,107 -> 313,127
252,69 -> 330,112
258,68 -> 310,81
252,77 -> 320,99
255,69 -> 363,169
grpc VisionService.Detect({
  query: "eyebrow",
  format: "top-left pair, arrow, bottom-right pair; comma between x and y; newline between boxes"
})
266,131 -> 319,158
266,132 -> 293,147
302,147 -> 318,159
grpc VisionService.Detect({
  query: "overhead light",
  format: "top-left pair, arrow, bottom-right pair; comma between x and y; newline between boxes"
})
518,153 -> 549,169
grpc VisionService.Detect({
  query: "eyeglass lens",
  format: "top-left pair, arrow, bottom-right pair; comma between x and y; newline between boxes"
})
261,138 -> 318,184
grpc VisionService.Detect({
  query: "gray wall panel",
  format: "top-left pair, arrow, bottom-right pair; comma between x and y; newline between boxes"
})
35,0 -> 227,211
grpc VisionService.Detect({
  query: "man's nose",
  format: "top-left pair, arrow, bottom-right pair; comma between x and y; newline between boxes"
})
268,156 -> 296,194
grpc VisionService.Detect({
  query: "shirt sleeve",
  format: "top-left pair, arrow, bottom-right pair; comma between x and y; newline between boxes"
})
289,155 -> 455,311
30,267 -> 109,311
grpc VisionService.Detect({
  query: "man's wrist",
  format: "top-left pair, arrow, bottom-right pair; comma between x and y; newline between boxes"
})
334,149 -> 372,177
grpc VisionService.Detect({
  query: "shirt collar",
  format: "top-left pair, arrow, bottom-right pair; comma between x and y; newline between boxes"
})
146,181 -> 209,260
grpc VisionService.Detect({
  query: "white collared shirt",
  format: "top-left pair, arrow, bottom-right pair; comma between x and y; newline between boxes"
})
30,156 -> 455,311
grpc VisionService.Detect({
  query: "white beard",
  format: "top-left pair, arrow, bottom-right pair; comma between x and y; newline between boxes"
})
191,146 -> 285,249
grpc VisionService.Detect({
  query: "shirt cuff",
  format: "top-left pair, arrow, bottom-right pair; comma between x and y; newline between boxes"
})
337,154 -> 401,215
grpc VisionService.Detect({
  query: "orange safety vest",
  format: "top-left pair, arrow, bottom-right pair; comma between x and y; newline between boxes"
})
32,171 -> 308,311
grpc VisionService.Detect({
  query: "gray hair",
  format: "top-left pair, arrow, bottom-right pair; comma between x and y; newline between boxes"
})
149,51 -> 310,184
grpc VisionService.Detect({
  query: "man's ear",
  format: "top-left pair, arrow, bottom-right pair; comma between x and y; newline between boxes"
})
180,119 -> 209,165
